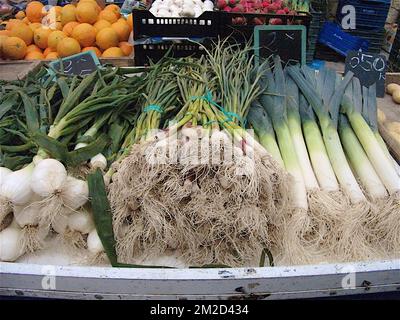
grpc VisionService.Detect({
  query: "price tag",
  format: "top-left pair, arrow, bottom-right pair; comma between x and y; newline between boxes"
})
254,25 -> 307,66
49,51 -> 100,77
345,50 -> 387,97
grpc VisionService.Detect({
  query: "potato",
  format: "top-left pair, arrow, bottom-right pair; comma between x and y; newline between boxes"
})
389,130 -> 400,145
377,108 -> 386,124
393,90 -> 400,104
387,83 -> 400,95
386,121 -> 400,135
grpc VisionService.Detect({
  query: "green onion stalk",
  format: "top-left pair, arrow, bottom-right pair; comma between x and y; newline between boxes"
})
102,62 -> 180,185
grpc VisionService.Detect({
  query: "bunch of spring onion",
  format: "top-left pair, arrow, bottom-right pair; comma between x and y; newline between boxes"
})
0,67 -> 145,262
107,42 -> 290,267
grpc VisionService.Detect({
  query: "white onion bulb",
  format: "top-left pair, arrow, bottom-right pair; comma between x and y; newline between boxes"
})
0,164 -> 34,205
61,177 -> 89,209
90,153 -> 107,170
31,159 -> 67,197
87,229 -> 104,254
13,196 -> 42,228
0,226 -> 24,262
52,209 -> 69,234
0,167 -> 12,187
68,209 -> 95,234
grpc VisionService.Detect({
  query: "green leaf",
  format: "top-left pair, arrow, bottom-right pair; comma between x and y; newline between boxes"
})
0,93 -> 18,120
31,132 -> 69,161
67,133 -> 110,166
18,90 -> 39,133
87,169 -> 118,266
32,132 -> 110,166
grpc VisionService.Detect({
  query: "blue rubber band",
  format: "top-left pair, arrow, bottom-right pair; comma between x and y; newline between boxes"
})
144,105 -> 164,113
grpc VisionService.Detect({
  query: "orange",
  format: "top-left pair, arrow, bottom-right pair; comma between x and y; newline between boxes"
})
76,2 -> 99,24
33,27 -> 52,49
3,37 -> 27,59
72,23 -> 96,47
79,0 -> 101,12
22,17 -> 30,24
10,23 -> 34,46
62,21 -> 79,36
16,11 -> 26,20
127,14 -> 133,32
119,42 -> 133,56
82,46 -> 102,57
105,4 -> 121,19
111,20 -> 130,42
57,37 -> 81,57
49,22 -> 63,31
43,47 -> 54,56
0,35 -> 8,58
96,27 -> 118,50
102,47 -> 123,58
45,51 -> 59,59
93,19 -> 111,32
61,4 -> 76,26
0,30 -> 11,37
25,51 -> 45,60
26,44 -> 42,54
6,19 -> 24,31
29,23 -> 42,32
48,30 -> 67,50
26,1 -> 45,23
97,10 -> 118,24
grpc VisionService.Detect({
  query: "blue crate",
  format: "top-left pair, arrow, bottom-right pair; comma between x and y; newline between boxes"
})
318,22 -> 369,56
336,0 -> 390,30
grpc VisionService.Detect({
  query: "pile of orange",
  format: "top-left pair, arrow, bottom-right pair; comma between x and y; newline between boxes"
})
0,0 -> 133,60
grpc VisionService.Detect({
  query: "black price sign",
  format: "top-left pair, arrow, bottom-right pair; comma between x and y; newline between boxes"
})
254,25 -> 306,66
345,51 -> 387,97
49,51 -> 100,77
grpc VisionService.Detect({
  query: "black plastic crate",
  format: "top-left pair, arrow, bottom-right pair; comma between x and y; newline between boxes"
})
133,9 -> 312,65
133,9 -> 220,40
219,11 -> 312,43
134,40 -> 210,66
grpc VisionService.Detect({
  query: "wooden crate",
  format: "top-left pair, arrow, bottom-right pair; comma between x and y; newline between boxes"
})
0,60 -> 42,81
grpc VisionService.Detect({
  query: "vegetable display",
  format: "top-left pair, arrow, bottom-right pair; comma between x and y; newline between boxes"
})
0,41 -> 399,268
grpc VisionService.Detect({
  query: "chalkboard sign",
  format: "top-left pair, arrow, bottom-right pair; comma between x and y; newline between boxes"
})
345,50 -> 387,98
254,25 -> 306,66
49,51 -> 100,77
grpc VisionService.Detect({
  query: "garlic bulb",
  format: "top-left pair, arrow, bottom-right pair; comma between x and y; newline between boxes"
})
31,159 -> 67,197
